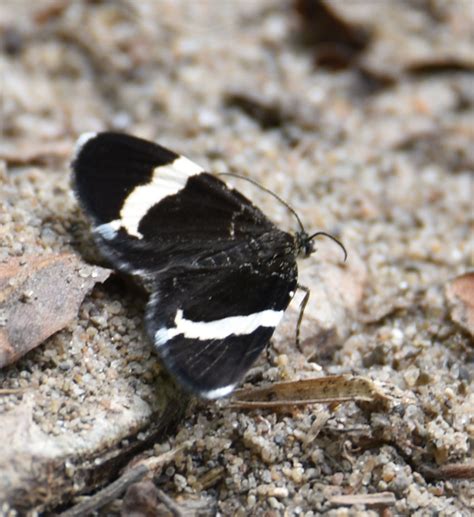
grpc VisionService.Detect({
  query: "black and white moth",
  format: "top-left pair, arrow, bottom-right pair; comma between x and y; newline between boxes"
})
72,132 -> 345,399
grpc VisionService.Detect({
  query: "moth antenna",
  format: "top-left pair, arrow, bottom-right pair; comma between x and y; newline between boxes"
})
308,231 -> 348,262
217,172 -> 305,233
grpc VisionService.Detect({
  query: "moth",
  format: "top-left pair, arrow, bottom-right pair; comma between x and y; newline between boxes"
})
72,132 -> 345,399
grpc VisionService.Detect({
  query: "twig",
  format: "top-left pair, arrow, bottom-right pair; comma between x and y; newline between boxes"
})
60,465 -> 148,517
329,492 -> 396,507
0,388 -> 24,395
60,445 -> 187,517
420,462 -> 474,480
155,488 -> 188,517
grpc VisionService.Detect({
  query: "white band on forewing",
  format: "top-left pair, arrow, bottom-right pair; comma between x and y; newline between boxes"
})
107,156 -> 204,239
154,308 -> 283,345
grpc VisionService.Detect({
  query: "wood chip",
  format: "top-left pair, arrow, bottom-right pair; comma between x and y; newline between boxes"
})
329,492 -> 396,507
0,254 -> 110,367
230,375 -> 391,409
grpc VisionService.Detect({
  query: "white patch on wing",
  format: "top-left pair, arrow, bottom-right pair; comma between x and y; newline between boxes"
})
154,308 -> 283,346
201,384 -> 236,399
74,132 -> 98,159
115,155 -> 204,238
94,220 -> 121,240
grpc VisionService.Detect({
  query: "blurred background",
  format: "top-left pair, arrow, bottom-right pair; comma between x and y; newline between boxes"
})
0,0 -> 472,514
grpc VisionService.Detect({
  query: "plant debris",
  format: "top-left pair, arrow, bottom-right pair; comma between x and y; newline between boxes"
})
230,376 -> 391,409
60,446 -> 189,517
328,491 -> 396,508
420,461 -> 474,481
294,0 -> 371,69
0,254 -> 110,368
446,272 -> 474,337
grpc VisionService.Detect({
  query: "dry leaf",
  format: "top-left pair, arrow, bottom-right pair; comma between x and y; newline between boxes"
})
230,375 -> 391,409
445,272 -> 474,337
294,0 -> 371,69
0,253 -> 110,367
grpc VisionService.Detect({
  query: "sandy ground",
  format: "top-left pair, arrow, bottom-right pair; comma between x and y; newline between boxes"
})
0,1 -> 472,515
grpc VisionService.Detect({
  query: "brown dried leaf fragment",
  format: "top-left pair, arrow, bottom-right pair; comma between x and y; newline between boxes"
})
0,253 -> 110,368
445,272 -> 474,337
230,375 -> 391,409
294,0 -> 371,69
225,92 -> 289,129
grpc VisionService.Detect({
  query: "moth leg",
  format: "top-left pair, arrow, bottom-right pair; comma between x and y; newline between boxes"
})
295,284 -> 310,352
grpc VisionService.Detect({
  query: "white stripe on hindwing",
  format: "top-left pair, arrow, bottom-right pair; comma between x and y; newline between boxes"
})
201,384 -> 236,399
154,308 -> 283,345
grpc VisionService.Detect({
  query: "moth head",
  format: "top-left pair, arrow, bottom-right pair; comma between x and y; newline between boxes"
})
297,230 -> 347,262
296,231 -> 315,258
